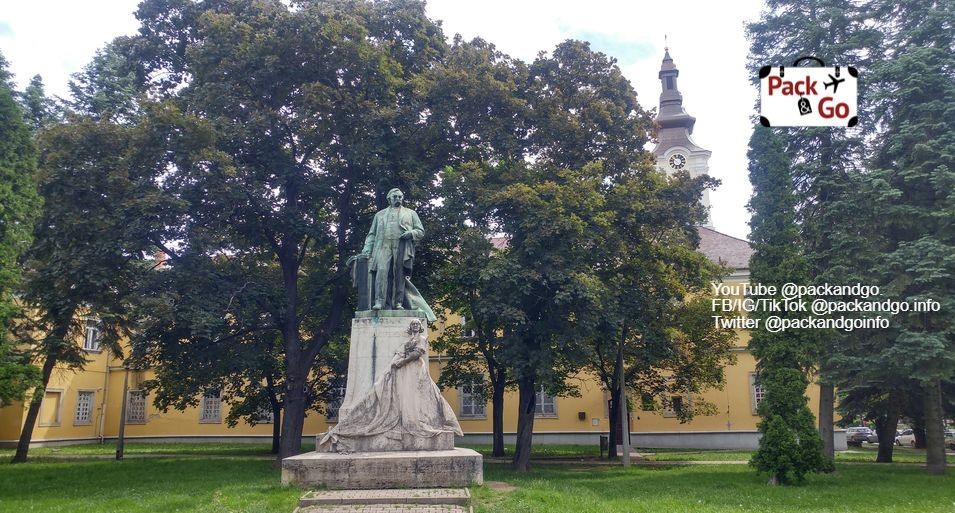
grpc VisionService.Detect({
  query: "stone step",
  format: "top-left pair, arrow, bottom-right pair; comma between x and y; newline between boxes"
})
299,488 -> 471,507
296,505 -> 470,513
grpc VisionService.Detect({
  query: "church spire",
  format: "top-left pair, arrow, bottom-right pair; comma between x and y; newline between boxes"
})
656,49 -> 696,133
651,47 -> 712,227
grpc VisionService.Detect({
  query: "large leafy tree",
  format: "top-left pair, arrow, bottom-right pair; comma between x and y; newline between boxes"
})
746,127 -> 831,485
583,170 -> 736,458
435,39 -> 673,471
122,0 -> 451,459
0,53 -> 42,405
428,37 -> 529,458
10,107 -> 195,462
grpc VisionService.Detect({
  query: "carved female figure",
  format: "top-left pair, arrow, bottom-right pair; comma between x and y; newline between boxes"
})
320,319 -> 462,452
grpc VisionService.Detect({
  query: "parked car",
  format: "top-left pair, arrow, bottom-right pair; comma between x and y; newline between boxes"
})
847,426 -> 872,446
896,429 -> 955,448
896,428 -> 915,447
867,430 -> 879,443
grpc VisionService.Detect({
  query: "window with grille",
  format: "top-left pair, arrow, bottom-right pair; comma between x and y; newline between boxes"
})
459,378 -> 486,418
534,386 -> 557,417
126,390 -> 146,424
326,382 -> 347,421
83,318 -> 102,351
74,390 -> 94,425
750,373 -> 765,415
200,390 -> 222,423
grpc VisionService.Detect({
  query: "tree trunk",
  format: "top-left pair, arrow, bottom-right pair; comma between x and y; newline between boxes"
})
491,370 -> 506,457
914,426 -> 926,449
279,365 -> 306,460
923,379 -> 946,475
875,398 -> 900,463
607,387 -> 620,459
278,250 -> 304,461
818,382 -> 835,459
11,354 -> 58,463
271,408 -> 282,455
511,375 -> 536,471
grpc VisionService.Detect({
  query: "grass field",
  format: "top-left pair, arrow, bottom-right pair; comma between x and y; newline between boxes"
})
2,454 -> 955,513
477,462 -> 955,513
1,442 -> 950,512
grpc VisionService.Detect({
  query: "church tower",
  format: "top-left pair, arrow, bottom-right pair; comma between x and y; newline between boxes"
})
652,49 -> 713,227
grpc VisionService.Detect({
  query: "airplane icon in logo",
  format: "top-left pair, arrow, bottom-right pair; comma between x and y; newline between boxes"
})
824,73 -> 845,93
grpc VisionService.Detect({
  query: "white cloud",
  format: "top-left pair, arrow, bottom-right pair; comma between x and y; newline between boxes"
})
0,0 -> 140,95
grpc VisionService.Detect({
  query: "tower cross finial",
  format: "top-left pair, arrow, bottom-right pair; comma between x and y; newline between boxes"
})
664,34 -> 668,51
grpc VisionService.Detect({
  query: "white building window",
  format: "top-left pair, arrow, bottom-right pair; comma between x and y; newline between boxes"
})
459,378 -> 486,418
535,386 -> 557,417
200,389 -> 222,423
460,316 -> 476,338
326,382 -> 347,421
83,318 -> 102,351
750,373 -> 765,415
74,390 -> 95,425
126,390 -> 146,424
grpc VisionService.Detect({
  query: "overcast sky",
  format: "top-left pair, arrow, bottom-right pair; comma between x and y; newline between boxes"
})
1,0 -> 763,240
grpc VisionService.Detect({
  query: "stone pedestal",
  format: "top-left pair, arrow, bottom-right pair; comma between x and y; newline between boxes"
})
336,312 -> 428,422
281,448 -> 484,489
287,310 -> 481,490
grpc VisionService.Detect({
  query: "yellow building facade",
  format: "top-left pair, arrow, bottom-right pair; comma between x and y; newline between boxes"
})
0,227 -> 842,450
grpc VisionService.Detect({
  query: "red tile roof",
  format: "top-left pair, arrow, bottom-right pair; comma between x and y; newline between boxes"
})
697,226 -> 752,270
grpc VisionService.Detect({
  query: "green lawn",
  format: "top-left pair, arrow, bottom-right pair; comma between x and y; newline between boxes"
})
0,457 -> 301,513
2,456 -> 954,513
477,462 -> 955,513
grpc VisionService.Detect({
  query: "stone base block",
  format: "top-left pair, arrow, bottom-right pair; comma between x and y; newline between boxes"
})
282,448 -> 483,489
298,488 -> 470,507
318,432 -> 454,453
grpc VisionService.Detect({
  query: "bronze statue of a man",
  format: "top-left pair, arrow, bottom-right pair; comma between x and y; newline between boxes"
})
359,188 -> 424,310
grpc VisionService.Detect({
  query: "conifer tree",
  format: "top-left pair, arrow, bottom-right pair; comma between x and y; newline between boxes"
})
0,52 -> 42,404
867,45 -> 955,476
747,127 -> 831,485
747,0 -> 880,458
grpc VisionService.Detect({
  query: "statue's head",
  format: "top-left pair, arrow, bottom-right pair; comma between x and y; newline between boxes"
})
387,188 -> 404,208
407,318 -> 424,334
